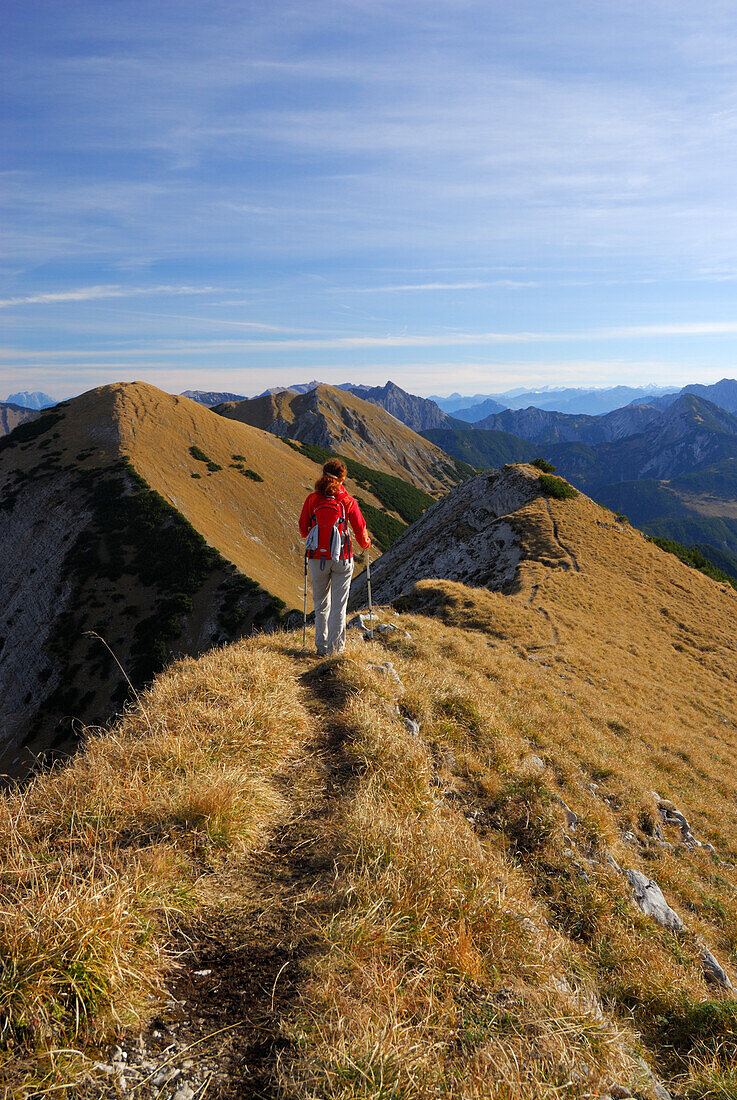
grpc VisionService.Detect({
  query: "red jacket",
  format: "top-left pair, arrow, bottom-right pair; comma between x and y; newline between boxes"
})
299,484 -> 370,560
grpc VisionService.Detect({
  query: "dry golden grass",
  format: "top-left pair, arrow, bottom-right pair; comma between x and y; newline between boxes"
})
28,381 -> 388,608
273,484 -> 737,1098
0,641 -> 310,1095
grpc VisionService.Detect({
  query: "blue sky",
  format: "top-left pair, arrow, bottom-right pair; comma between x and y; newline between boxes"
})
5,0 -> 737,398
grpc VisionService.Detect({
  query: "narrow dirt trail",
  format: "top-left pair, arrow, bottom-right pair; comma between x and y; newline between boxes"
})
82,654 -> 358,1100
546,500 -> 581,572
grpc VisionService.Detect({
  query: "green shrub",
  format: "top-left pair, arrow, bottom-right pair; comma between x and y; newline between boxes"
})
229,460 -> 264,482
189,445 -> 222,472
531,457 -> 556,473
537,473 -> 578,500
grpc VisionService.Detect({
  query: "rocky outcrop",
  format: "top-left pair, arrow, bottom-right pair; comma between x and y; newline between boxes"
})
350,466 -> 540,607
624,870 -> 683,931
344,381 -> 452,431
0,401 -> 40,437
0,472 -> 92,760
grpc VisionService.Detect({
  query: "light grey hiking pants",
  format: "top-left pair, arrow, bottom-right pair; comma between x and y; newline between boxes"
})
308,557 -> 354,656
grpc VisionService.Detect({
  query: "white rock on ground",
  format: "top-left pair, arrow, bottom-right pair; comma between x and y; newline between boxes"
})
624,870 -> 683,931
700,946 -> 733,989
371,662 -> 405,691
347,612 -> 379,630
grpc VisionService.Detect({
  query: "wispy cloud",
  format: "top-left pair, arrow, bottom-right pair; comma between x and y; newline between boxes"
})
0,285 -> 218,309
338,281 -> 538,292
5,320 -> 737,363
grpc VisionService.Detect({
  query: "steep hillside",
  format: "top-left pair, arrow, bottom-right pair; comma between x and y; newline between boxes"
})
7,465 -> 737,1099
0,400 -> 40,437
423,425 -> 539,468
215,383 -> 472,493
0,383 -> 388,772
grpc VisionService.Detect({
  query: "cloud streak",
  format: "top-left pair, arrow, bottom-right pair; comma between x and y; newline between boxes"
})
0,285 -> 219,309
6,320 -> 737,362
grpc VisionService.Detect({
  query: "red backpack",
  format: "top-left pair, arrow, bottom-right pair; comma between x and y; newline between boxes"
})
305,495 -> 351,560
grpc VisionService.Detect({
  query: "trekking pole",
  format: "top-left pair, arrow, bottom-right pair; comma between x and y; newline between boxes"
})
302,552 -> 308,651
366,541 -> 373,641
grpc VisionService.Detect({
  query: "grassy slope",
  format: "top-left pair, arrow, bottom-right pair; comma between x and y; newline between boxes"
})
6,479 -> 737,1096
107,383 -> 391,607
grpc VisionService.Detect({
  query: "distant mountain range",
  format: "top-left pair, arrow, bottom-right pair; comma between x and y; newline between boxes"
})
339,380 -> 452,431
627,378 -> 737,416
4,391 -> 57,410
432,384 -> 675,416
424,392 -> 737,576
247,379 -> 454,431
180,390 -> 246,406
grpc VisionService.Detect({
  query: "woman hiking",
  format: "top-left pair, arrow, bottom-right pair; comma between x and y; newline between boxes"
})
299,459 -> 371,656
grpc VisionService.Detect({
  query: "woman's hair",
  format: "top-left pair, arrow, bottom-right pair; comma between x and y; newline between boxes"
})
314,458 -> 347,497
323,458 -> 347,480
315,474 -> 341,496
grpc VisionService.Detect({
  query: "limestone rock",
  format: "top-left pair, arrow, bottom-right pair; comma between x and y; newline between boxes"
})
624,869 -> 683,931
350,467 -> 541,607
347,612 -> 379,630
700,946 -> 733,989
371,662 -> 405,692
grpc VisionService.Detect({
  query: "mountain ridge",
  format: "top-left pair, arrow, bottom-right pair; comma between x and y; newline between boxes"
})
214,383 -> 473,493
